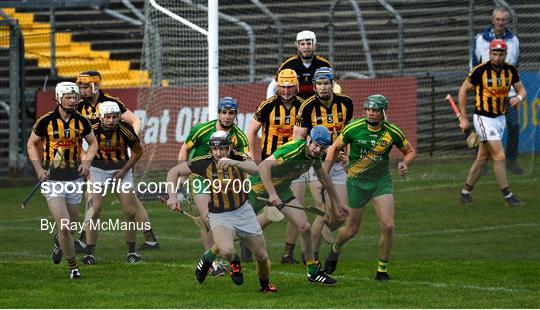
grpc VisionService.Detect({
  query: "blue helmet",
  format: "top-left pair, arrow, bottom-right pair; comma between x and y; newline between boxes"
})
218,97 -> 238,112
309,125 -> 332,147
313,67 -> 334,83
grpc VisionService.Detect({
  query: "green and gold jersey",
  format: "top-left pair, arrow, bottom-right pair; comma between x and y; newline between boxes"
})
340,118 -> 408,184
250,139 -> 321,195
184,119 -> 249,160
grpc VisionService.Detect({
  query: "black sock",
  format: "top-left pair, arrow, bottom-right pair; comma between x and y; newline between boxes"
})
464,183 -> 474,192
259,278 -> 269,288
127,242 -> 136,253
143,229 -> 157,242
314,251 -> 319,261
86,244 -> 95,256
79,231 -> 86,242
283,242 -> 296,257
501,187 -> 511,197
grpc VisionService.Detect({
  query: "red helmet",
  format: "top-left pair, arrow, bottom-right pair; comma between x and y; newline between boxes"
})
489,39 -> 507,51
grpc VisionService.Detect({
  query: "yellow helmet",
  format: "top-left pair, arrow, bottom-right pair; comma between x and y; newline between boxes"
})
277,69 -> 298,86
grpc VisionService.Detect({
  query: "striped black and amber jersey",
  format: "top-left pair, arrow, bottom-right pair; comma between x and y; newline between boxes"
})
77,90 -> 128,121
32,106 -> 92,180
276,55 -> 332,99
188,150 -> 250,213
295,93 -> 354,142
91,120 -> 140,170
253,95 -> 303,160
467,61 -> 520,117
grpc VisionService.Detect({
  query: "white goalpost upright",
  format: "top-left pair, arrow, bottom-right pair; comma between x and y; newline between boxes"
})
147,0 -> 218,120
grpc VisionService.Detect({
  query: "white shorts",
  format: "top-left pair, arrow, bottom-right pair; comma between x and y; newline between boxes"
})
89,166 -> 134,190
474,114 -> 506,142
207,201 -> 263,238
42,178 -> 84,205
290,163 -> 347,185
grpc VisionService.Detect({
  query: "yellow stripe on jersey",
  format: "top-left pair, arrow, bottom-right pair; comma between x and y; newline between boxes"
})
347,131 -> 393,178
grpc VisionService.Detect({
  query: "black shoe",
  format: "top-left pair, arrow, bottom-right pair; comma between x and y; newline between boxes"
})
52,233 -> 62,264
239,240 -> 252,263
375,271 -> 390,281
506,162 -> 524,175
195,254 -> 213,284
69,268 -> 81,279
74,240 -> 87,253
138,242 -> 160,250
505,195 -> 526,207
81,254 -> 96,265
308,270 -> 337,285
460,192 -> 472,204
323,246 -> 340,275
229,261 -> 244,285
280,255 -> 299,264
126,252 -> 143,264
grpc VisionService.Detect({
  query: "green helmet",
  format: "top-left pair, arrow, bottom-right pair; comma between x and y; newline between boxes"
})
363,94 -> 388,110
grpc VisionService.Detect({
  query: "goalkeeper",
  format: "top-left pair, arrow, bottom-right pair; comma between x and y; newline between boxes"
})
322,95 -> 415,281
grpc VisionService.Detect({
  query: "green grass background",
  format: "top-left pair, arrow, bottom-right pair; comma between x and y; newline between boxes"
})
1,160 -> 539,308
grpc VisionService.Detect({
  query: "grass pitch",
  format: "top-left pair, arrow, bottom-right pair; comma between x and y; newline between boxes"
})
0,161 -> 539,308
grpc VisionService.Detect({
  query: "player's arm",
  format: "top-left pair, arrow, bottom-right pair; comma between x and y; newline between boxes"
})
258,155 -> 282,205
113,143 -> 143,180
323,136 -> 346,173
165,162 -> 193,211
247,118 -> 262,159
178,142 -> 192,163
121,110 -> 141,135
218,157 -> 259,175
397,142 -> 415,177
80,132 -> 98,177
266,79 -> 278,99
293,125 -> 308,140
313,165 -> 348,218
27,132 -> 48,181
457,79 -> 474,132
509,81 -> 526,108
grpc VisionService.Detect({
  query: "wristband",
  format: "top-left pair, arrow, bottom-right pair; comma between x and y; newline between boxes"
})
517,95 -> 523,102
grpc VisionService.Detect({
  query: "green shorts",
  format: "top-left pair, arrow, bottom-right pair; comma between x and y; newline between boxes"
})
347,174 -> 393,209
248,185 -> 295,214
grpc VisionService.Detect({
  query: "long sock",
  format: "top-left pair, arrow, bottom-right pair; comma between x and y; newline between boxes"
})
282,242 -> 296,258
259,278 -> 269,289
314,251 -> 319,261
332,242 -> 343,253
307,260 -> 318,276
501,187 -> 512,198
67,256 -> 79,270
86,244 -> 95,256
127,242 -> 136,254
79,230 -> 86,242
462,183 -> 473,194
203,249 -> 217,262
143,229 -> 157,242
377,258 -> 388,273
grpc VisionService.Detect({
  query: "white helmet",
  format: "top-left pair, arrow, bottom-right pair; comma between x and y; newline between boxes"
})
98,101 -> 121,119
55,82 -> 79,103
296,30 -> 316,44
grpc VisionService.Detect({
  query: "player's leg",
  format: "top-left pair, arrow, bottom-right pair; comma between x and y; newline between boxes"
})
487,139 -> 526,206
461,115 -> 492,204
208,225 -> 239,284
118,190 -> 142,263
281,200 -> 337,285
323,181 -> 367,274
82,191 -> 103,264
280,181 -> 305,264
48,197 -> 80,279
243,234 -> 277,292
136,199 -> 159,250
372,193 -> 394,281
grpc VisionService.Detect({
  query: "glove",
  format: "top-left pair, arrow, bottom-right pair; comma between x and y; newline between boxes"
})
466,131 -> 480,148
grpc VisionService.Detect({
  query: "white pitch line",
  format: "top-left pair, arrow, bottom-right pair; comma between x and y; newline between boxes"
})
147,262 -> 532,294
397,177 -> 537,192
